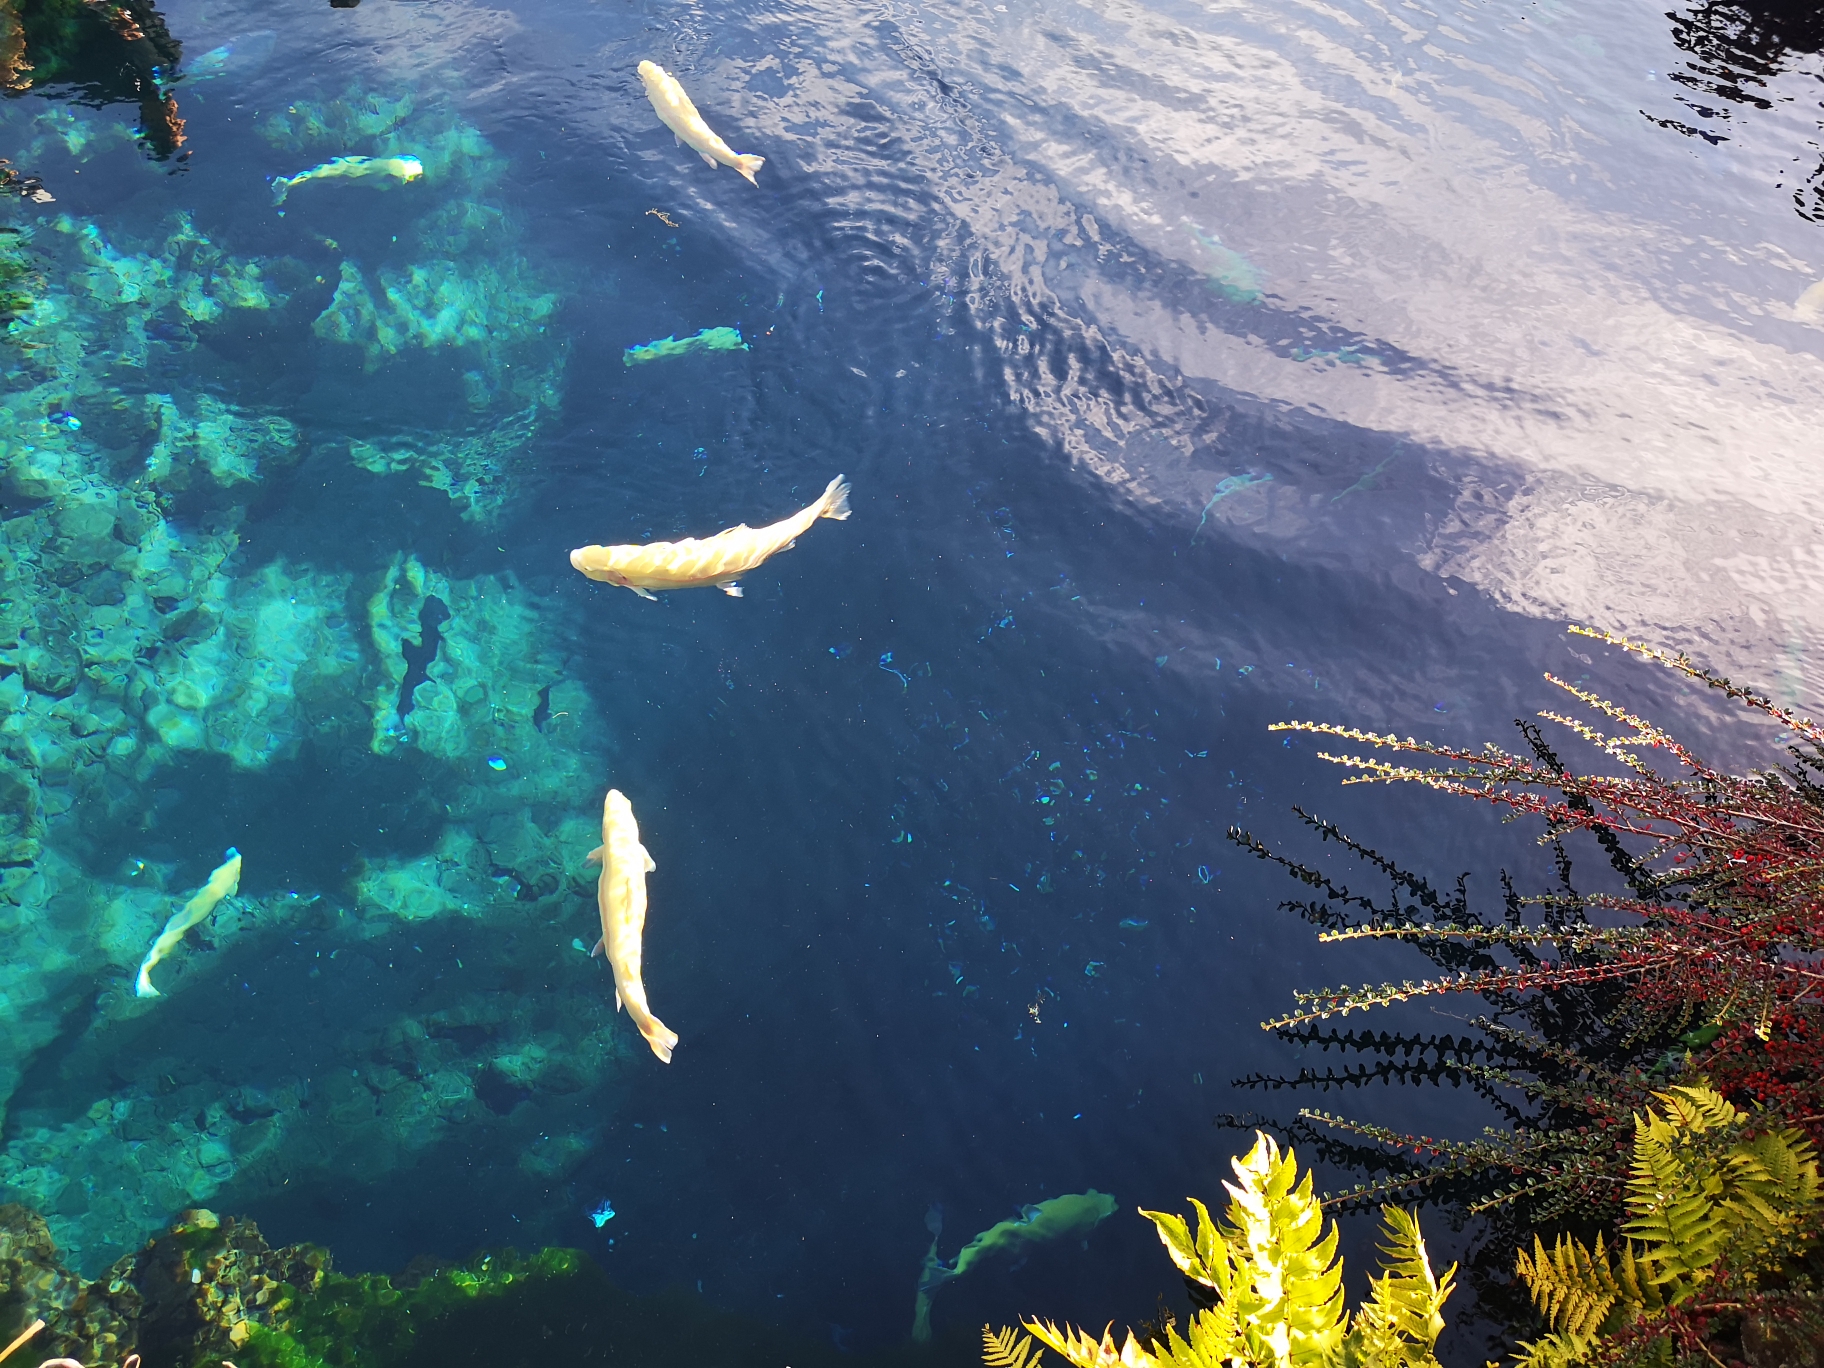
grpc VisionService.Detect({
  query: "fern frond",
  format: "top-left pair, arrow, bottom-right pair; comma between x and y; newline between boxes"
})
984,1324 -> 1046,1368
1345,1206 -> 1456,1368
1025,1318 -> 1153,1368
1515,1232 -> 1622,1341
1651,1084 -> 1738,1133
1510,1329 -> 1595,1368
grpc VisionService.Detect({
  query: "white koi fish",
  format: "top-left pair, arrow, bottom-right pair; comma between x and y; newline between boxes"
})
638,60 -> 765,186
586,789 -> 677,1063
135,848 -> 241,998
569,474 -> 851,600
270,155 -> 424,206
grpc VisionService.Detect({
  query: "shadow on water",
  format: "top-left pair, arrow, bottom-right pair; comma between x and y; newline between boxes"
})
1655,0 -> 1824,216
2,0 -> 188,160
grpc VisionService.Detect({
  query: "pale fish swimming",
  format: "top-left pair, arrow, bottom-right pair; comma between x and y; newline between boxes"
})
911,1190 -> 1117,1341
638,60 -> 765,186
623,326 -> 748,366
1191,471 -> 1272,542
569,475 -> 852,600
270,155 -> 424,206
1185,222 -> 1265,303
586,789 -> 677,1064
1797,280 -> 1824,323
135,848 -> 242,998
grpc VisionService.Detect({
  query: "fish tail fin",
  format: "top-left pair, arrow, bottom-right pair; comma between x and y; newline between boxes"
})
734,154 -> 764,185
819,474 -> 852,521
644,1017 -> 679,1063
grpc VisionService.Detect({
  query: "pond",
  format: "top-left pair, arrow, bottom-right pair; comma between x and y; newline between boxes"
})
0,0 -> 1819,1359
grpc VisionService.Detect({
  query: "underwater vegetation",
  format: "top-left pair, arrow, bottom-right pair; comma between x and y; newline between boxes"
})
984,1133 -> 1454,1368
1227,628 -> 1824,1362
0,227 -> 33,319
623,325 -> 748,366
0,1205 -> 929,1368
0,78 -> 602,1269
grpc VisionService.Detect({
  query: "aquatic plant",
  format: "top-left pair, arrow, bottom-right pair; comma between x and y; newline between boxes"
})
234,1247 -> 587,1368
1236,628 -> 1823,1215
986,1133 -> 1454,1368
1511,1082 -> 1822,1368
0,226 -> 36,322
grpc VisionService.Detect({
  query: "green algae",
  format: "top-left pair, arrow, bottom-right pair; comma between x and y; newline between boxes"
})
623,325 -> 749,366
0,227 -> 35,322
237,1248 -> 586,1368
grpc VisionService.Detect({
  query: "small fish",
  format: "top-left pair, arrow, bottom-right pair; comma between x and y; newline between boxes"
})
1191,471 -> 1272,542
269,155 -> 424,206
570,475 -> 851,600
623,326 -> 748,367
586,789 -> 677,1063
1797,280 -> 1824,323
136,848 -> 242,997
638,60 -> 765,186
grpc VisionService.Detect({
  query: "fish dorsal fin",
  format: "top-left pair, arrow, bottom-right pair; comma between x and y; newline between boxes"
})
615,986 -> 624,1012
641,844 -> 656,873
586,844 -> 604,865
590,936 -> 604,957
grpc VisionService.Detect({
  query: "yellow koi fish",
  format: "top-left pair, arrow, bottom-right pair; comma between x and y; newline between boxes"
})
135,848 -> 242,998
569,474 -> 851,600
270,155 -> 424,206
586,789 -> 677,1063
638,60 -> 765,186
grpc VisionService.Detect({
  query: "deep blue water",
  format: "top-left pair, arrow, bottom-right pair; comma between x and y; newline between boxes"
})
1,0 -> 1821,1357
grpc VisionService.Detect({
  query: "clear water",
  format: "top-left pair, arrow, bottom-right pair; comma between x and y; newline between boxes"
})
0,0 -> 1819,1356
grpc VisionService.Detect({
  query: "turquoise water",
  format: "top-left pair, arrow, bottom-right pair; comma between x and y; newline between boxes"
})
0,0 -> 1819,1356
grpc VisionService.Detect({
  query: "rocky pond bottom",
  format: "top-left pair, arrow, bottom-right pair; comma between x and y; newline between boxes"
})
0,1204 -> 944,1368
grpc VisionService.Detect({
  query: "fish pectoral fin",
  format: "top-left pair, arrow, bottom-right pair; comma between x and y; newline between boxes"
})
700,151 -> 717,168
674,133 -> 683,147
615,987 -> 624,1012
642,847 -> 657,873
590,936 -> 605,958
585,844 -> 604,865
629,586 -> 659,601
719,582 -> 744,597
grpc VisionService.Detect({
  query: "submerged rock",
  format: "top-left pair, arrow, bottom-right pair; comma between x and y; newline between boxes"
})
0,1205 -> 919,1368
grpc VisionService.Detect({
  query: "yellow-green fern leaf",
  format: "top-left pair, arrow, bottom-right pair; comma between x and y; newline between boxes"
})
1651,1084 -> 1738,1134
1623,1100 -> 1728,1292
984,1324 -> 1047,1368
1350,1206 -> 1455,1365
1025,1317 -> 1156,1368
1160,1309 -> 1244,1368
1514,1233 -> 1621,1341
1141,1197 -> 1228,1296
1217,1133 -> 1348,1368
1511,1329 -> 1596,1368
